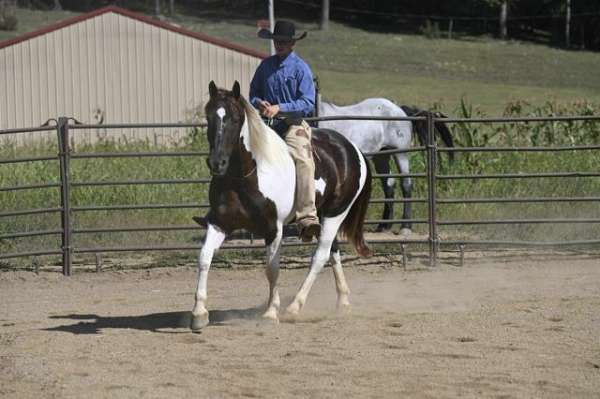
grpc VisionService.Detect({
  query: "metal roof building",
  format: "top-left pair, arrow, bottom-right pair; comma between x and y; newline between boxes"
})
0,6 -> 266,145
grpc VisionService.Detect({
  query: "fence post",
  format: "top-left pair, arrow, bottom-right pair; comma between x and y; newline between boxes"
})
57,117 -> 72,276
426,112 -> 438,266
314,76 -> 320,128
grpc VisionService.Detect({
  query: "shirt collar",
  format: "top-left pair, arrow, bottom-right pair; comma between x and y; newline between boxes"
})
277,51 -> 297,67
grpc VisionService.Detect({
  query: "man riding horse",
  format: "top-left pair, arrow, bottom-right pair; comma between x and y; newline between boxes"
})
249,20 -> 321,243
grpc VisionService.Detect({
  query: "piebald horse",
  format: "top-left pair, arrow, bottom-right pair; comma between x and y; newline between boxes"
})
319,99 -> 454,233
190,81 -> 372,330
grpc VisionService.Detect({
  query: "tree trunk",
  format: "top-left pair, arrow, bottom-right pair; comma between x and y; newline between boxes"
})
53,0 -> 62,11
565,0 -> 571,48
169,0 -> 175,16
155,0 -> 161,17
320,0 -> 330,31
499,1 -> 508,39
0,0 -> 17,31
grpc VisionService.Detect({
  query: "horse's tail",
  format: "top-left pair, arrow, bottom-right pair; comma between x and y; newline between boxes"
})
400,106 -> 455,163
432,111 -> 455,162
340,153 -> 372,258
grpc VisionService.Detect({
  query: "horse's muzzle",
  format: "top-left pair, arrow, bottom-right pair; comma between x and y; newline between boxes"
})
208,156 -> 228,176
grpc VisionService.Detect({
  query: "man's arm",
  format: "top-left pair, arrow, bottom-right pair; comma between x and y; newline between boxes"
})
277,65 -> 315,116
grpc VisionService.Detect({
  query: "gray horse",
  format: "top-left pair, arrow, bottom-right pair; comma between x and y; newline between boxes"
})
319,98 -> 454,234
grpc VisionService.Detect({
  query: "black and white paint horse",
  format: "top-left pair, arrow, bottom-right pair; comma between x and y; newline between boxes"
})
190,81 -> 372,330
319,98 -> 454,234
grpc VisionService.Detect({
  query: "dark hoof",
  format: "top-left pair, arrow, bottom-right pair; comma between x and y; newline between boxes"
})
190,313 -> 209,331
376,224 -> 392,232
192,216 -> 208,228
300,223 -> 321,243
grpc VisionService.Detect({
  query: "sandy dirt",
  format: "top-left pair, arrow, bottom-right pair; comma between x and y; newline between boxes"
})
1,250 -> 600,398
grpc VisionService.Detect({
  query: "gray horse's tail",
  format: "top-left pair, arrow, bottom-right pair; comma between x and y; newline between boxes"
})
401,106 -> 455,162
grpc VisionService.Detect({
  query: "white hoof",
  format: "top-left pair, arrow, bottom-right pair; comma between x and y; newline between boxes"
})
285,302 -> 301,316
190,312 -> 209,332
399,228 -> 412,237
337,298 -> 351,314
262,309 -> 279,324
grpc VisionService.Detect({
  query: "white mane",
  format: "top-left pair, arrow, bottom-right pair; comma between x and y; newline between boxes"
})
239,96 -> 290,167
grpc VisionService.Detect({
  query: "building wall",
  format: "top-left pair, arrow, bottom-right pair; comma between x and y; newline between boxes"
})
0,11 -> 262,146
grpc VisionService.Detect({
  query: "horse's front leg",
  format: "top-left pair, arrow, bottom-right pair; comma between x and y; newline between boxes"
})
263,221 -> 283,322
394,153 -> 413,236
191,223 -> 226,331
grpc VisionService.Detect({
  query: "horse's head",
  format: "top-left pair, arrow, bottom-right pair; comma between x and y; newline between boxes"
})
204,81 -> 245,176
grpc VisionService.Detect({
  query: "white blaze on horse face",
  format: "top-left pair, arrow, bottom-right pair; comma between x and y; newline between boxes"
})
315,177 -> 326,195
216,107 -> 226,136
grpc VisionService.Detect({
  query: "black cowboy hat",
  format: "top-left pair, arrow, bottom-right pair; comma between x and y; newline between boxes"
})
258,20 -> 307,41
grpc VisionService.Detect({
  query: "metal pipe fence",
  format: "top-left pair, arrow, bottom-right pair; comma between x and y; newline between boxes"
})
1,113 -> 599,274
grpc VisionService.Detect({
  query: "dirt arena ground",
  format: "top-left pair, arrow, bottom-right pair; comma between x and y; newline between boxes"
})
1,250 -> 599,398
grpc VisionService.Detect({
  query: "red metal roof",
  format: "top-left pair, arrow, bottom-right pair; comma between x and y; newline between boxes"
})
0,5 -> 268,59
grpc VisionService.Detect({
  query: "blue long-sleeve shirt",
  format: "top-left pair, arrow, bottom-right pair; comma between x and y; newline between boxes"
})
249,52 -> 315,117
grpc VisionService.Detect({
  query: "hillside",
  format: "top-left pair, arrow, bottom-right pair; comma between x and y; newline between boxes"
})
2,7 -> 600,114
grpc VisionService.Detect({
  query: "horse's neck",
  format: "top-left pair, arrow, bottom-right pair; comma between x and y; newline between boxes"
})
236,140 -> 258,177
241,107 -> 290,168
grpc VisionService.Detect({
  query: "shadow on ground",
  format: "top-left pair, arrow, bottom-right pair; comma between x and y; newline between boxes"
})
43,307 -> 263,334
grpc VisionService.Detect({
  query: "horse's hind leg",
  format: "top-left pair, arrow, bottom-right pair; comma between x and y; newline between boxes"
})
394,153 -> 413,236
191,224 -> 226,331
263,221 -> 283,322
330,238 -> 350,312
286,216 -> 342,316
373,153 -> 394,232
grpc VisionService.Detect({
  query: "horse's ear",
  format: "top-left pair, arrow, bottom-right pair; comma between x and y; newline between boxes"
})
232,81 -> 240,99
209,81 -> 218,98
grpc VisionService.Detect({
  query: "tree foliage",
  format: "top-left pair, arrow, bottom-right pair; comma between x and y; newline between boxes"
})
13,0 -> 600,50
0,0 -> 17,31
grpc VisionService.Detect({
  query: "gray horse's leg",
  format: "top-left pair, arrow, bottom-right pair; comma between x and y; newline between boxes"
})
394,153 -> 412,235
373,153 -> 394,232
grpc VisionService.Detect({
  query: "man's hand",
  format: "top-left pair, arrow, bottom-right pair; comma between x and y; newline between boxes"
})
257,100 -> 280,118
258,100 -> 271,112
262,104 -> 280,118
258,100 -> 279,118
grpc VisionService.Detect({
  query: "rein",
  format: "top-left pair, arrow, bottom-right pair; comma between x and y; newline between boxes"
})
241,164 -> 257,179
211,161 -> 256,181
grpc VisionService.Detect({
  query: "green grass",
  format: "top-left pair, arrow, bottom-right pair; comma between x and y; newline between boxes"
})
168,14 -> 600,113
0,8 -> 79,42
2,9 -> 600,113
